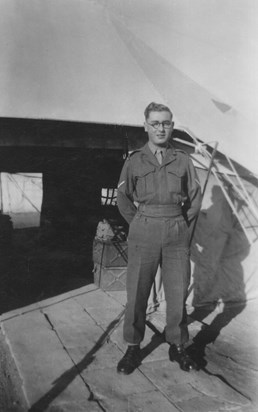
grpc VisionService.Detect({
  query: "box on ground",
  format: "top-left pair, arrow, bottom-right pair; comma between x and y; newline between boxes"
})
93,238 -> 127,267
93,263 -> 127,291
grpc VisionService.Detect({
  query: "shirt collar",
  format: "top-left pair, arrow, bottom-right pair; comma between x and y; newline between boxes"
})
147,141 -> 167,155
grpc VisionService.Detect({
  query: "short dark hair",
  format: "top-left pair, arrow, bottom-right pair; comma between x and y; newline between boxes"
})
144,102 -> 173,120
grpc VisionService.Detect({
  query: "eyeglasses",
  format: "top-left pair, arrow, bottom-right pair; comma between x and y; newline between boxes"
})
147,121 -> 173,130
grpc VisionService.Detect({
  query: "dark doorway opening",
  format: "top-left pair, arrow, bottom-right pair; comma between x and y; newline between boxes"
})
0,146 -> 125,313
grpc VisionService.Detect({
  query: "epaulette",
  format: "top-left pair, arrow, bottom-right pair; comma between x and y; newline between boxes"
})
175,148 -> 188,156
126,149 -> 141,159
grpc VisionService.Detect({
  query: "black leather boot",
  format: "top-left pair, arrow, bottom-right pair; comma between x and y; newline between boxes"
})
169,344 -> 198,372
117,345 -> 141,375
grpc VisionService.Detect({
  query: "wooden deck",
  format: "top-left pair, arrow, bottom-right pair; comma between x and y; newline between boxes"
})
1,284 -> 258,411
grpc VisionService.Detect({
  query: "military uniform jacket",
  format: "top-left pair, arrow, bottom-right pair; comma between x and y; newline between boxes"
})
117,143 -> 202,224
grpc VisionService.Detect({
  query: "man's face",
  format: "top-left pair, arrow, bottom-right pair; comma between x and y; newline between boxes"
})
144,110 -> 174,147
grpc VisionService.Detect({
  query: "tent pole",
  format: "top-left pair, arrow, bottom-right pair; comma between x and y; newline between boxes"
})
221,172 -> 258,221
187,142 -> 218,299
123,131 -> 129,159
225,155 -> 258,221
189,141 -> 219,245
0,173 -> 2,212
200,145 -> 254,244
212,170 -> 253,245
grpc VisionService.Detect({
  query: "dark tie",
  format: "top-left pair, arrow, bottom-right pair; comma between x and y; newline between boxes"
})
155,149 -> 163,165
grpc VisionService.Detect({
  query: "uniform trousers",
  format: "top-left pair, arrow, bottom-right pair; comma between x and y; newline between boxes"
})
124,211 -> 190,346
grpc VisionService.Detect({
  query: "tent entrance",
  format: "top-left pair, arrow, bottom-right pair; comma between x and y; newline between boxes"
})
0,146 -> 125,314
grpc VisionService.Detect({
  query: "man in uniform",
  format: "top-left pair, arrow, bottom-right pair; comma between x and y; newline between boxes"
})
116,102 -> 202,375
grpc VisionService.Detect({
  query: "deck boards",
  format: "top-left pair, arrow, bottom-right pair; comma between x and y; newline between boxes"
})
1,284 -> 258,411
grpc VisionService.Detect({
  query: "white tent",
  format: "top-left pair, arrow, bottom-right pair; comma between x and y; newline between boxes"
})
0,0 -> 258,174
0,0 -> 258,303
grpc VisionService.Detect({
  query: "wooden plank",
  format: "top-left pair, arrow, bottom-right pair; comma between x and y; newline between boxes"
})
81,366 -> 155,412
43,297 -> 123,370
127,390 -> 179,412
2,310 -> 99,411
140,359 -> 250,409
205,347 -> 258,407
37,284 -> 99,310
105,290 -> 127,306
177,394 -> 244,412
74,289 -> 124,326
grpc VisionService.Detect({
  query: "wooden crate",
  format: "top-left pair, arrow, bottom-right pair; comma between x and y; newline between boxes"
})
93,238 -> 127,267
93,263 -> 127,291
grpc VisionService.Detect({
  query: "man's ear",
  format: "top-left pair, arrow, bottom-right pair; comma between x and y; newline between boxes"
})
144,122 -> 148,132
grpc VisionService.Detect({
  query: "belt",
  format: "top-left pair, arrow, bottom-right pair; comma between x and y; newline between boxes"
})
137,204 -> 182,217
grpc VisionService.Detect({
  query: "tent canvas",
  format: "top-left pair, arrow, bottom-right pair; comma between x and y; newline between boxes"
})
0,0 -> 258,305
0,0 -> 257,174
189,166 -> 258,306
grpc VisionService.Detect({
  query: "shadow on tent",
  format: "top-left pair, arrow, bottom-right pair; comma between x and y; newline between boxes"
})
187,182 -> 252,367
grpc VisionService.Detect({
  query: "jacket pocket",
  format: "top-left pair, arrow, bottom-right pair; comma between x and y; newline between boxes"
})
135,166 -> 155,196
167,169 -> 185,193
